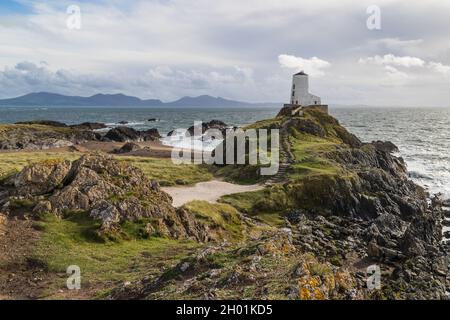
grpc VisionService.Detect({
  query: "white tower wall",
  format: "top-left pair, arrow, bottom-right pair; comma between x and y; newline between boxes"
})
290,72 -> 321,106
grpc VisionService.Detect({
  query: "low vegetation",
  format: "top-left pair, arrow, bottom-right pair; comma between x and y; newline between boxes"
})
0,152 -> 81,178
117,156 -> 214,186
31,213 -> 199,297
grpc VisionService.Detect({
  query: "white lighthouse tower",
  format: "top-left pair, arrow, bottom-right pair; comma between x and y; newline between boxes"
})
290,71 -> 321,106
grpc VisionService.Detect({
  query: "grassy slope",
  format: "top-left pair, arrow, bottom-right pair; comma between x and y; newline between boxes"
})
116,156 -> 213,186
219,110 -> 352,226
32,213 -> 199,298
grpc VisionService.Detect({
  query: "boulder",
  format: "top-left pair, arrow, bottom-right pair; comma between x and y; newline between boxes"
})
103,127 -> 161,142
70,122 -> 107,130
104,126 -> 140,142
372,141 -> 399,153
113,142 -> 142,154
187,120 -> 228,136
141,128 -> 161,141
4,160 -> 72,196
2,154 -> 210,241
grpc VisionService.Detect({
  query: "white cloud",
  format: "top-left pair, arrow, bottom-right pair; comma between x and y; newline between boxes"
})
428,62 -> 450,75
359,54 -> 425,68
278,54 -> 331,77
383,65 -> 411,83
1,0 -> 450,105
369,38 -> 424,51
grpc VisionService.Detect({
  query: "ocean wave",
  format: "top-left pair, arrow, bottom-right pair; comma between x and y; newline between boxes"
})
162,135 -> 223,152
408,171 -> 433,180
105,121 -> 145,127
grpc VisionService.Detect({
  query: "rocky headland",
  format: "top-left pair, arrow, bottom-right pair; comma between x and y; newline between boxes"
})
0,109 -> 448,300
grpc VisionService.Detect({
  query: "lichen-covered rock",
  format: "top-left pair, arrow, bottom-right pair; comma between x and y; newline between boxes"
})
4,160 -> 72,197
1,154 -> 210,241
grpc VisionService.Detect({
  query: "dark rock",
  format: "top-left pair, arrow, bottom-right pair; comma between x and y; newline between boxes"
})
118,121 -> 129,125
187,120 -> 228,136
0,123 -> 102,150
15,120 -> 67,127
148,118 -> 158,122
103,127 -> 161,142
290,118 -> 326,137
113,142 -> 142,154
141,128 -> 161,141
104,126 -> 140,142
70,122 -> 107,130
372,141 -> 399,153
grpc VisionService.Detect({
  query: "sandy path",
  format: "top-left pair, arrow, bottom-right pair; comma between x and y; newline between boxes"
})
162,180 -> 264,207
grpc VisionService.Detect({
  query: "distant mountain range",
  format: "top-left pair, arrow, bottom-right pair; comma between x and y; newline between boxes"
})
0,92 -> 279,107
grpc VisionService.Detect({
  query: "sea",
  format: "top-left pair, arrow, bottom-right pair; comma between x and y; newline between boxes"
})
0,105 -> 449,198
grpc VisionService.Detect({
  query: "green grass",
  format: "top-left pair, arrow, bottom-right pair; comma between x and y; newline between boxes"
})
182,201 -> 245,241
0,124 -> 73,134
0,151 -> 214,187
219,190 -> 266,214
32,213 -> 199,294
0,152 -> 81,178
117,156 -> 214,186
219,188 -> 289,227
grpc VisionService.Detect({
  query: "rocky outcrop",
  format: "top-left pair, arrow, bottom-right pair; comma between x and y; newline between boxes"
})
0,155 -> 210,241
15,120 -> 68,127
168,120 -> 229,137
0,125 -> 100,150
188,120 -> 228,136
277,112 -> 447,299
103,127 -> 161,142
70,122 -> 107,130
113,142 -> 142,154
0,121 -> 162,151
109,229 -> 363,300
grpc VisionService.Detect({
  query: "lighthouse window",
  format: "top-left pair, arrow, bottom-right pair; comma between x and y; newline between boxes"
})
292,91 -> 295,97
293,84 -> 295,89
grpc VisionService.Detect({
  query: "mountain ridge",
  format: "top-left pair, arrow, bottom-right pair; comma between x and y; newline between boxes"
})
0,92 -> 278,107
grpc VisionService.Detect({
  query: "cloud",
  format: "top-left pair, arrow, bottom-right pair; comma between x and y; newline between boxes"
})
359,54 -> 425,68
0,61 -> 259,101
359,54 -> 450,79
1,1 -> 450,105
383,65 -> 411,83
367,38 -> 424,52
278,54 -> 331,77
428,62 -> 450,75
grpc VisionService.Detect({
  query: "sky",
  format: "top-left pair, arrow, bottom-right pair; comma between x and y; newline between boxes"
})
0,0 -> 450,106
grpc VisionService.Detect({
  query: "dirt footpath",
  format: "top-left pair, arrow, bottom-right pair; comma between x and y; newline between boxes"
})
162,180 -> 264,207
